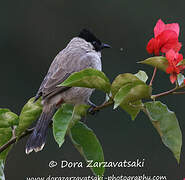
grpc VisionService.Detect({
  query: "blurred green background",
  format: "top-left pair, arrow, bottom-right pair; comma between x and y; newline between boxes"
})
1,0 -> 185,179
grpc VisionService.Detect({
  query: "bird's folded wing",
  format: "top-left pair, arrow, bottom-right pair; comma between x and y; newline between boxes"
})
35,68 -> 72,100
35,52 -> 100,101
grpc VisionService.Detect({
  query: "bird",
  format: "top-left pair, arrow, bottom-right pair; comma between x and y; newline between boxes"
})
25,29 -> 111,154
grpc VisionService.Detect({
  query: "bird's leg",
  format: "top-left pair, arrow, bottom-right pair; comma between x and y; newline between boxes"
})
87,100 -> 99,115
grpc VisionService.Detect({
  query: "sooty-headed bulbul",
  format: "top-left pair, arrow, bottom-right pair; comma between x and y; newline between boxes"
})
25,29 -> 111,154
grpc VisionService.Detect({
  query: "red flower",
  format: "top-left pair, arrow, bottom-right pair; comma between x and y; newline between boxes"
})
166,49 -> 184,83
147,19 -> 181,55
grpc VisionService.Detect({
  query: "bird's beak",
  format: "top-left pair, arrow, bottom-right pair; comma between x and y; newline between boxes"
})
102,43 -> 111,49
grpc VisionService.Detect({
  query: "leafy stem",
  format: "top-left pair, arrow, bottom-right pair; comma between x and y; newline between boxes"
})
151,84 -> 185,100
0,100 -> 114,154
92,99 -> 114,112
149,67 -> 157,86
0,128 -> 34,154
0,83 -> 183,155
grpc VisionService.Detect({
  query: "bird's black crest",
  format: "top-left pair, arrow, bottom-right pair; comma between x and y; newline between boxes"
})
78,29 -> 102,51
79,29 -> 101,44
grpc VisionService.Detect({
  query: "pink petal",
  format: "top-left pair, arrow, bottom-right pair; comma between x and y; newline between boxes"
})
158,30 -> 178,43
146,38 -> 161,55
159,30 -> 179,53
175,67 -> 180,74
170,73 -> 177,84
154,19 -> 165,37
166,49 -> 176,62
178,65 -> 185,71
146,38 -> 155,54
173,42 -> 182,52
165,23 -> 180,37
166,66 -> 173,74
161,41 -> 181,53
177,53 -> 183,62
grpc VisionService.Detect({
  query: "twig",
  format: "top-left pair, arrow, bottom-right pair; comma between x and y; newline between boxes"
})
151,87 -> 177,100
172,91 -> 185,95
151,85 -> 185,100
91,100 -> 113,112
0,100 -> 114,154
149,67 -> 157,86
0,137 -> 16,154
0,128 -> 34,154
2,82 -> 183,154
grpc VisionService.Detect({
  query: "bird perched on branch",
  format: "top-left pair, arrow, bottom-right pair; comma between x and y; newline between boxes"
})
25,29 -> 111,154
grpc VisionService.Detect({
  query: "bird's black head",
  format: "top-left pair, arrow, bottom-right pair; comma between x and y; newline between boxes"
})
78,29 -> 111,52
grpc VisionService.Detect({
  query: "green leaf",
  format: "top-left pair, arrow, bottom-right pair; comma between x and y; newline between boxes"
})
59,68 -> 111,93
177,59 -> 185,66
145,101 -> 182,163
53,104 -> 89,147
0,128 -> 12,180
139,56 -> 169,72
134,70 -> 148,83
0,128 -> 12,161
177,73 -> 185,86
69,104 -> 89,129
114,83 -> 151,109
120,101 -> 142,121
0,160 -> 5,180
114,83 -> 135,109
0,109 -> 18,128
0,127 -> 13,180
112,73 -> 150,120
123,84 -> 151,102
53,104 -> 74,147
16,97 -> 42,138
111,73 -> 145,97
70,122 -> 104,176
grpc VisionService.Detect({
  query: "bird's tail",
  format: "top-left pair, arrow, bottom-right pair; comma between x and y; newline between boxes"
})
25,104 -> 57,154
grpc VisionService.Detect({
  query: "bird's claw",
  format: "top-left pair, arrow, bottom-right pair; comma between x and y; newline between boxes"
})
88,105 -> 99,115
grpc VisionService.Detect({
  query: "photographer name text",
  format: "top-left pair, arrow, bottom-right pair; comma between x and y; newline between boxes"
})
49,159 -> 145,169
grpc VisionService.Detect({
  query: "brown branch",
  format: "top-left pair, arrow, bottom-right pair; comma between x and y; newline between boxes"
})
0,84 -> 183,154
151,87 -> 177,99
0,100 -> 114,154
1,83 -> 184,154
151,85 -> 185,99
149,67 -> 157,86
0,128 -> 34,154
0,137 -> 16,153
92,100 -> 113,112
172,91 -> 185,95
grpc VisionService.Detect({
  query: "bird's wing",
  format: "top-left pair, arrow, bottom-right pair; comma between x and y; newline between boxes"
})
34,69 -> 72,101
35,51 -> 101,101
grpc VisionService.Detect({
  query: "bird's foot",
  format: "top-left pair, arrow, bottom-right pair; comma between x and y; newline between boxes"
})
87,101 -> 99,115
